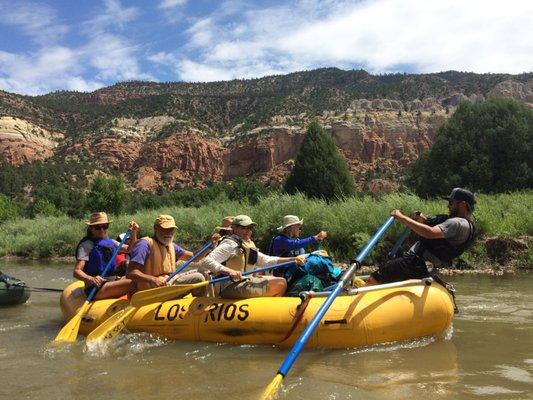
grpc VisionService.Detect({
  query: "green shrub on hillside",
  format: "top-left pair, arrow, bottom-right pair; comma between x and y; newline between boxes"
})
284,121 -> 355,200
86,175 -> 127,215
407,98 -> 533,196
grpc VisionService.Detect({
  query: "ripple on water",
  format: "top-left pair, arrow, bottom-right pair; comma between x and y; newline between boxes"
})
0,323 -> 30,332
84,332 -> 169,359
496,365 -> 533,384
465,385 -> 524,396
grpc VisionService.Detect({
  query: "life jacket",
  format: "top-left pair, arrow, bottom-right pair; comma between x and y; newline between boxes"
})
417,215 -> 476,264
268,234 -> 305,257
137,237 -> 176,291
221,234 -> 259,273
76,236 -> 116,277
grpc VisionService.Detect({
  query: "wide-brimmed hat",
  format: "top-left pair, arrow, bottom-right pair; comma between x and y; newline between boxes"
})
277,215 -> 303,232
154,214 -> 178,229
232,215 -> 256,227
85,212 -> 112,226
214,216 -> 234,233
442,188 -> 476,210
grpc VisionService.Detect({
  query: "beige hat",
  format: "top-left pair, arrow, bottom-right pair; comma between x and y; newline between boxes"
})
85,212 -> 112,226
214,216 -> 234,233
232,215 -> 256,227
154,214 -> 178,229
277,215 -> 303,232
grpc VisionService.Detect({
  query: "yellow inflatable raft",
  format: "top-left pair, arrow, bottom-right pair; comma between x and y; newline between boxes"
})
60,279 -> 453,348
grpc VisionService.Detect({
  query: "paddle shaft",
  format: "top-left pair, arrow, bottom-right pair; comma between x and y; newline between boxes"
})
276,216 -> 395,377
167,241 -> 212,282
388,227 -> 411,259
86,229 -> 131,301
209,261 -> 296,285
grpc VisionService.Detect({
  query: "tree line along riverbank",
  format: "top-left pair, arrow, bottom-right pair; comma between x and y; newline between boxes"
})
0,191 -> 531,270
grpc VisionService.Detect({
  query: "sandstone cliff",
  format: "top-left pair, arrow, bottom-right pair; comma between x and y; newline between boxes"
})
0,69 -> 531,192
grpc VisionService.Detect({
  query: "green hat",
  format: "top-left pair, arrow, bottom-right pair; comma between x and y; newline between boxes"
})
232,215 -> 256,227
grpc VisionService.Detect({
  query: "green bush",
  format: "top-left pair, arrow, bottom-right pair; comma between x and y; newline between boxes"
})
284,121 -> 355,200
0,194 -> 19,223
407,98 -> 533,196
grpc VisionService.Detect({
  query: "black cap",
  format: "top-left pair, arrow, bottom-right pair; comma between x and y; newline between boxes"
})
443,188 -> 476,210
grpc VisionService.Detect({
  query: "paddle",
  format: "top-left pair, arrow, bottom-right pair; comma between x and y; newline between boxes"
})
53,229 -> 131,343
86,260 -> 296,344
388,227 -> 411,259
261,216 -> 395,400
168,240 -> 212,281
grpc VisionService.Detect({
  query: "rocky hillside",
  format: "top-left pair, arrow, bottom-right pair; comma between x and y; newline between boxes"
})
0,68 -> 531,192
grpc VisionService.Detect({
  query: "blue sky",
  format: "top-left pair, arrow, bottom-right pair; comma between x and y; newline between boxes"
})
0,0 -> 531,95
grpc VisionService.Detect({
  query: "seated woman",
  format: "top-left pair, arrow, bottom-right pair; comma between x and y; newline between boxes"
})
74,212 -> 138,300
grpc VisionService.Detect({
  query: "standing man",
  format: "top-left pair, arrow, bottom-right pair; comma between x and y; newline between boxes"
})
200,215 -> 304,298
367,188 -> 476,285
127,215 -> 207,295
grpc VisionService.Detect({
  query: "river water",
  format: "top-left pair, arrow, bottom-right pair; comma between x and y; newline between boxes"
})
1,261 -> 532,400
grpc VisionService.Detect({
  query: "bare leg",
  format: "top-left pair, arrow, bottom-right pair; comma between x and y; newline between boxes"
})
364,276 -> 380,286
94,278 -> 135,299
265,277 -> 287,296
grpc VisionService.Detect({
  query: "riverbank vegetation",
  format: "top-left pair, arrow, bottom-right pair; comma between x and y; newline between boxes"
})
0,191 -> 531,269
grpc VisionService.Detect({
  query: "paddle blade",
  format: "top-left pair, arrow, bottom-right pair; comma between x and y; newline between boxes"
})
86,306 -> 136,344
130,282 -> 208,307
261,374 -> 284,400
53,301 -> 90,343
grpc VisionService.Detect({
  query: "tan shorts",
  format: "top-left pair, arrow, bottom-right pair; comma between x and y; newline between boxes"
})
219,276 -> 269,299
168,269 -> 208,297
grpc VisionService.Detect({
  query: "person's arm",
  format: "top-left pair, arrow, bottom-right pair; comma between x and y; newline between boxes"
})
256,251 -> 305,267
391,210 -> 445,239
277,235 -> 317,252
126,239 -> 166,287
200,241 -> 242,280
121,221 -> 139,253
73,259 -> 106,287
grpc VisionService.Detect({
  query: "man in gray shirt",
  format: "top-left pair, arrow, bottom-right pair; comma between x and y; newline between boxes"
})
367,188 -> 476,285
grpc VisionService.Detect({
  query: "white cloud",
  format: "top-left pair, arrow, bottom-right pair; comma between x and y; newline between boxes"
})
158,0 -> 187,9
0,0 -> 151,94
176,0 -> 533,82
0,1 -> 69,45
84,0 -> 139,33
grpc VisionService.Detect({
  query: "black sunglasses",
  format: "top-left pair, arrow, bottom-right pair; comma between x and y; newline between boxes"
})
92,224 -> 109,230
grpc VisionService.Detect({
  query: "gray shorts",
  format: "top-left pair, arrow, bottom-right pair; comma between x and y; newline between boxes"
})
219,276 -> 269,299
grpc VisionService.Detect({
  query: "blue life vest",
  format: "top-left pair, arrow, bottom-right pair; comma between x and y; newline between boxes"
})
268,234 -> 306,257
76,236 -> 117,277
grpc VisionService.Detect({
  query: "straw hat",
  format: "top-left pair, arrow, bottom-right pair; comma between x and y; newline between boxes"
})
277,215 -> 303,232
154,214 -> 178,229
214,216 -> 234,233
85,212 -> 112,226
232,215 -> 256,227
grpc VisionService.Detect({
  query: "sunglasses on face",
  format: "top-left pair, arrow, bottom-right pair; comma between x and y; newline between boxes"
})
92,224 -> 109,230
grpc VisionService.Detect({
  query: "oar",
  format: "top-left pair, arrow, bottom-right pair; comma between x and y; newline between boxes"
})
0,286 -> 63,293
388,227 -> 411,259
168,241 -> 212,281
261,216 -> 395,400
53,229 -> 131,343
86,260 -> 296,344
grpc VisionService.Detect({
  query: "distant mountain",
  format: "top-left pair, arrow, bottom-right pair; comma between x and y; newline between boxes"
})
0,68 -> 531,192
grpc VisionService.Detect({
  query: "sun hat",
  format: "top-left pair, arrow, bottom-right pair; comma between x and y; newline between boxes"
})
214,216 -> 234,233
232,215 -> 256,227
85,212 -> 112,226
443,188 -> 476,210
277,215 -> 304,232
154,214 -> 178,229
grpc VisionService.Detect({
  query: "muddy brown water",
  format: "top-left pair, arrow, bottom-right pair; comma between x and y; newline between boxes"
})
1,261 -> 532,400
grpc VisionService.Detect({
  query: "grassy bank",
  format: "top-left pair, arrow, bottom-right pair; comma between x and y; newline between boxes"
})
0,191 -> 531,268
